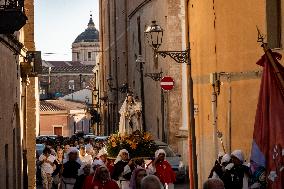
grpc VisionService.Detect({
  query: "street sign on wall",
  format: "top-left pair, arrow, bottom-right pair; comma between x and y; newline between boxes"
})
160,76 -> 174,91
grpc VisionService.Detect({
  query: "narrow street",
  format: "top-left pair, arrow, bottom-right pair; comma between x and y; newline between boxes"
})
2,0 -> 284,188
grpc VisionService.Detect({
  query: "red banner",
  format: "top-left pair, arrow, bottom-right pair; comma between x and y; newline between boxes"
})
251,50 -> 284,189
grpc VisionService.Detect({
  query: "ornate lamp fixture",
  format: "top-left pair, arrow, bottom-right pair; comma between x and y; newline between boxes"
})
0,0 -> 27,33
144,72 -> 163,81
144,20 -> 189,64
144,20 -> 164,50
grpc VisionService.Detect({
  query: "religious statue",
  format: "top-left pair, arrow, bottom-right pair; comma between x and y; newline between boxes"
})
118,93 -> 142,134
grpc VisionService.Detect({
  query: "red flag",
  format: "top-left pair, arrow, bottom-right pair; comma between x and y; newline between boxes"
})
251,50 -> 284,189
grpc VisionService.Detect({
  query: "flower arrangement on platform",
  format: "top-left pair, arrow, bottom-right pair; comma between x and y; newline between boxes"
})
106,130 -> 157,158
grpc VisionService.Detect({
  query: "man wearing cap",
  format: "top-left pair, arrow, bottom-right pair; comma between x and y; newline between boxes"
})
147,149 -> 176,189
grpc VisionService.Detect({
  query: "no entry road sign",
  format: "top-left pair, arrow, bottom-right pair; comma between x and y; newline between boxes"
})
160,76 -> 174,91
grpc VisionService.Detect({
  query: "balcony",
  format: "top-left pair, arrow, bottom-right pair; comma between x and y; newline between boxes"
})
0,0 -> 27,34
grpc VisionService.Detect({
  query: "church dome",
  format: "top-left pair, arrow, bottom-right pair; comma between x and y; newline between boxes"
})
73,15 -> 99,43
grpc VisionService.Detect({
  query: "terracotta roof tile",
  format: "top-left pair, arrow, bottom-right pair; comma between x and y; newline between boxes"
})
40,101 -> 65,111
41,65 -> 94,74
40,100 -> 86,112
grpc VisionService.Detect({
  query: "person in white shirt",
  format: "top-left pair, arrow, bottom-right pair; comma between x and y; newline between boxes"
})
79,145 -> 93,164
39,147 -> 56,189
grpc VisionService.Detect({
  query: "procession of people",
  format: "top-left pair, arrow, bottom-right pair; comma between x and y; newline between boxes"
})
36,93 -> 178,189
37,136 -> 175,189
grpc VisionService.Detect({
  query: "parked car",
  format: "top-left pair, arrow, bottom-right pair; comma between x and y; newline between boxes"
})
83,133 -> 96,139
95,136 -> 109,142
36,144 -> 45,186
36,135 -> 59,142
154,140 -> 187,183
36,143 -> 45,159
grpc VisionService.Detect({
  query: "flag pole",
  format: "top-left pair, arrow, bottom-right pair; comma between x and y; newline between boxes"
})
257,27 -> 284,89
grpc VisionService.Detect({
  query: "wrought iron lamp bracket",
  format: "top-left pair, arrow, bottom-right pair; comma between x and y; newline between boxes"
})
157,49 -> 190,64
144,72 -> 163,81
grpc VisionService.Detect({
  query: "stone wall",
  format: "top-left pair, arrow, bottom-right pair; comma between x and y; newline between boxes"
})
0,35 -> 22,189
40,74 -> 93,96
99,0 -> 187,164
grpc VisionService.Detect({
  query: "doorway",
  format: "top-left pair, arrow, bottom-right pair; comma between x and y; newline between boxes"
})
53,126 -> 63,136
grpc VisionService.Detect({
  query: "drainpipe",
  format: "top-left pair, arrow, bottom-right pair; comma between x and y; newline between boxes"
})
23,82 -> 28,189
223,73 -> 232,153
210,72 -> 220,159
124,0 -> 129,83
228,79 -> 232,153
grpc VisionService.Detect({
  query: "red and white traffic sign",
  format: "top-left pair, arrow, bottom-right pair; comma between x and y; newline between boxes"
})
160,76 -> 174,91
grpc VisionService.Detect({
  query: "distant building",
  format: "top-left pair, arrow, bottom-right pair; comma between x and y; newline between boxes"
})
39,61 -> 94,99
39,15 -> 100,100
72,14 -> 100,65
40,100 -> 91,136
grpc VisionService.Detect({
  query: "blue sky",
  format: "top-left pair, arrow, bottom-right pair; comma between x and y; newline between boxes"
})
34,0 -> 99,61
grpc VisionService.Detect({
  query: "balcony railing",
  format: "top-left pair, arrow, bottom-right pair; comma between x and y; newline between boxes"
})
0,0 -> 27,33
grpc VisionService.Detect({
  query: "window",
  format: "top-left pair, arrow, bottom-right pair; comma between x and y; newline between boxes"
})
88,52 -> 92,60
39,88 -> 46,95
68,80 -> 75,91
267,0 -> 282,48
77,53 -> 80,60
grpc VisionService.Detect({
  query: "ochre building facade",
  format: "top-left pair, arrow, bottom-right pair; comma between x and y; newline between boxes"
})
188,0 -> 284,187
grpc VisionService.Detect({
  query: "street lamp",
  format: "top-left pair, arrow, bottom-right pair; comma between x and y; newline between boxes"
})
144,21 -> 164,50
144,20 -> 198,189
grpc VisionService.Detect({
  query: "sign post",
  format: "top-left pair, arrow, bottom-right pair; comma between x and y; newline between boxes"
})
160,76 -> 174,91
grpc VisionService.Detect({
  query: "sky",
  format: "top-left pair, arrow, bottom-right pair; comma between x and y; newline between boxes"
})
34,0 -> 100,61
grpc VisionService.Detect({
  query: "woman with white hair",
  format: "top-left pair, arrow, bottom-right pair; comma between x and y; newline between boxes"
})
209,153 -> 231,179
147,149 -> 176,189
61,147 -> 81,189
112,149 -> 135,189
221,150 -> 250,189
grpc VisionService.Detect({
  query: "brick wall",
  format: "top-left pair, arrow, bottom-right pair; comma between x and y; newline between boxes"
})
40,114 -> 70,136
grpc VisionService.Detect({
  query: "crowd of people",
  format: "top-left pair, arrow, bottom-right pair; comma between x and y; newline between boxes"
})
207,150 -> 266,189
36,137 -> 176,189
